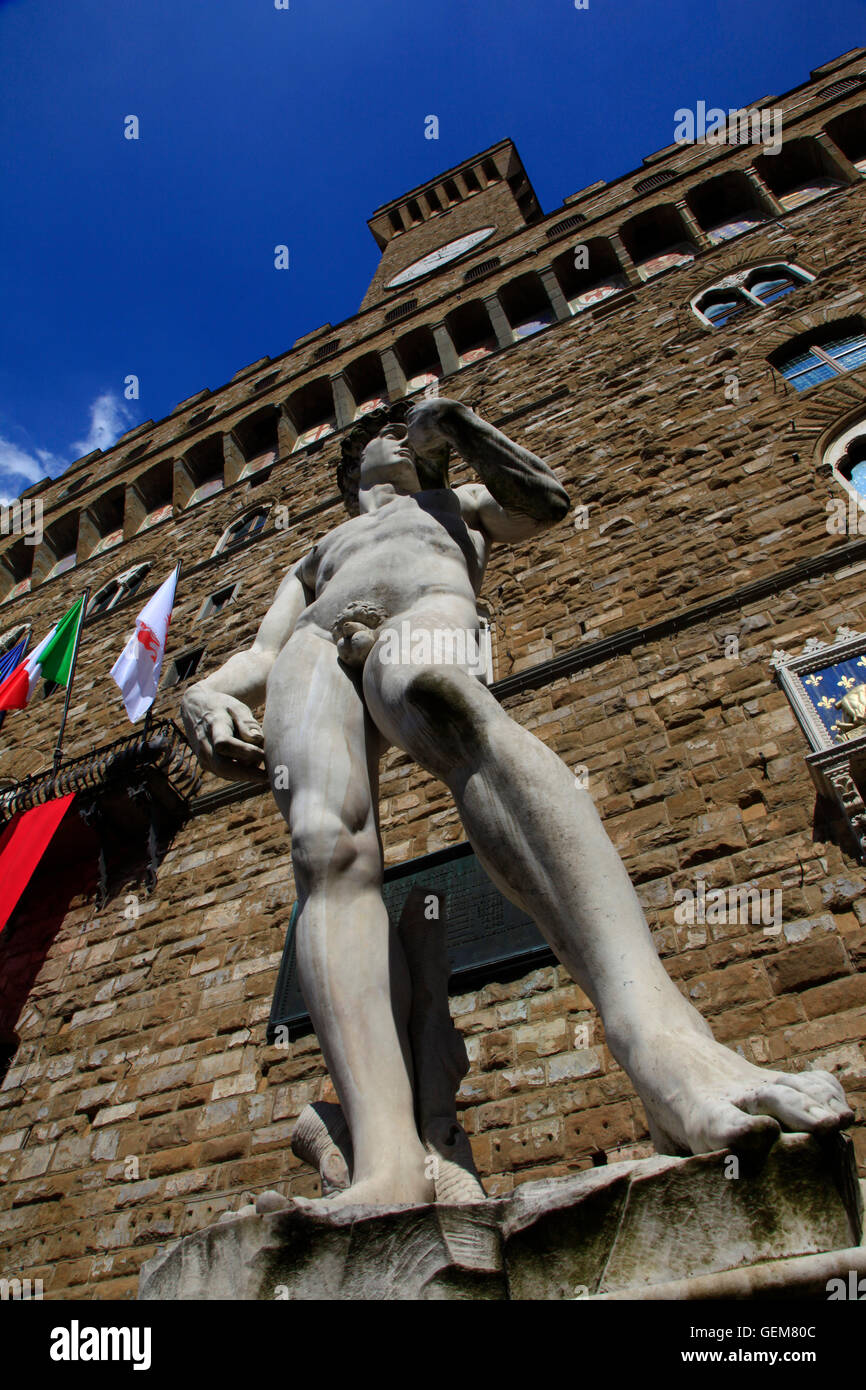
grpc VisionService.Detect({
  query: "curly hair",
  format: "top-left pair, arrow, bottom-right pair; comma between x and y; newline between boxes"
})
335,398 -> 415,516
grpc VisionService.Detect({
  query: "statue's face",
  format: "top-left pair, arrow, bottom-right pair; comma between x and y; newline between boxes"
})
359,420 -> 449,501
359,422 -> 422,495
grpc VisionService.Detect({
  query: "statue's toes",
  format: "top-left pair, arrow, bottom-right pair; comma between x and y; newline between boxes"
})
256,1190 -> 291,1214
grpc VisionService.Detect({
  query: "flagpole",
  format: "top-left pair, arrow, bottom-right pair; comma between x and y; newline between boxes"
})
52,590 -> 89,775
143,560 -> 181,738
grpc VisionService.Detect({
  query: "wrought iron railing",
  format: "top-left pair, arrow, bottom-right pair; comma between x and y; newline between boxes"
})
0,719 -> 200,823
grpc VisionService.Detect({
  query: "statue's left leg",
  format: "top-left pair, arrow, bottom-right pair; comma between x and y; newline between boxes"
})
363,617 -> 854,1159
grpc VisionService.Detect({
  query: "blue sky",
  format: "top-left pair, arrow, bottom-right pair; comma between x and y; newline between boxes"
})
0,0 -> 863,501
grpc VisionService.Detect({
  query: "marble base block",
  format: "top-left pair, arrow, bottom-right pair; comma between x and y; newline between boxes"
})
138,1134 -> 862,1301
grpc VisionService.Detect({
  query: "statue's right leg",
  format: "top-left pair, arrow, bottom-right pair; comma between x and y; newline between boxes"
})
263,627 -> 434,1209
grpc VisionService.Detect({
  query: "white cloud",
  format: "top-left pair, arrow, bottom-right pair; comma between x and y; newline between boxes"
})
0,392 -> 133,501
0,438 -> 55,486
72,393 -> 133,458
0,437 -> 65,501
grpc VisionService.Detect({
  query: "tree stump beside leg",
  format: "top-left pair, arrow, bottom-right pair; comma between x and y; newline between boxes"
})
291,1100 -> 354,1194
397,885 -> 487,1202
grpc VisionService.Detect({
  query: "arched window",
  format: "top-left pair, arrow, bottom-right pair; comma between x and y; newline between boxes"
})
287,379 -> 337,452
394,327 -> 443,393
620,205 -> 697,281
771,319 -> 866,391
550,238 -> 627,314
87,579 -> 122,617
446,300 -> 498,365
827,103 -> 866,175
38,512 -> 79,584
692,263 -> 813,327
87,563 -> 151,617
840,438 -> 866,498
754,137 -> 849,210
499,273 -> 556,339
182,436 -> 225,507
698,291 -> 750,328
213,506 -> 270,557
686,170 -> 771,246
825,419 -> 866,503
744,269 -> 802,306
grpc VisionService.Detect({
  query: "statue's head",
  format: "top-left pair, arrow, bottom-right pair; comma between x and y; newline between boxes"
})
336,399 -> 449,516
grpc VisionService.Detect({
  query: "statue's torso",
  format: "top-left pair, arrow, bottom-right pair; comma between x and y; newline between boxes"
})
294,489 -> 487,638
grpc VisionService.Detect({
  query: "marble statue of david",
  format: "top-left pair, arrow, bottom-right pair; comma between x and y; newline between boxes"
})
181,396 -> 852,1209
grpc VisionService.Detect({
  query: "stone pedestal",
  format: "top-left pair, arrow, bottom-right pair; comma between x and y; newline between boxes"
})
138,1135 -> 862,1301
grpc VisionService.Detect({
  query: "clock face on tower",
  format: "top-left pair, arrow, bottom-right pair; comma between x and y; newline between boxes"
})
384,227 -> 497,289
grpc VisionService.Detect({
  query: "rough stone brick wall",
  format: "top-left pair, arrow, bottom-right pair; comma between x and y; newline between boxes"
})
2,55 -> 866,1298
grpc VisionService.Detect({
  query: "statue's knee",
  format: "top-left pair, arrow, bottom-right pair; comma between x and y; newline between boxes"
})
292,814 -> 380,891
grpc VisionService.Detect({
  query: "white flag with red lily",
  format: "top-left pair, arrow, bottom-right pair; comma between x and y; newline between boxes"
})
110,566 -> 179,722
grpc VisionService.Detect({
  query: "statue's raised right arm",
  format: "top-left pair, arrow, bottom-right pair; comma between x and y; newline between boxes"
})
407,397 -> 570,533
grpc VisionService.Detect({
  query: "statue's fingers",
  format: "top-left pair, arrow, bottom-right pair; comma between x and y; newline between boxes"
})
207,709 -> 237,750
190,727 -> 217,766
197,743 -> 233,780
213,733 -> 266,765
208,751 -> 269,784
233,712 -> 264,746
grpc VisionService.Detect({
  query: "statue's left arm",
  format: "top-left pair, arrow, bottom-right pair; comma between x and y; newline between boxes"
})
407,398 -> 570,540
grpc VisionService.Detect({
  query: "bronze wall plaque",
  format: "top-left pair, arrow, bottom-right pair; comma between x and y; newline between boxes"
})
268,841 -> 551,1040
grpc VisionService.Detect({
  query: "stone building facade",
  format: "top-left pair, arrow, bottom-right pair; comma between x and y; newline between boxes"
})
2,48 -> 866,1298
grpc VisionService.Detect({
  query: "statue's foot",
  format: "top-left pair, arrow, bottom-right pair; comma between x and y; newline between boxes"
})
256,1189 -> 290,1214
630,1027 -> 854,1159
292,1168 -> 436,1213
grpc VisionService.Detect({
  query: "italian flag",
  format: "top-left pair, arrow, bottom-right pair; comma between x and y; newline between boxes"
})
0,596 -> 85,711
